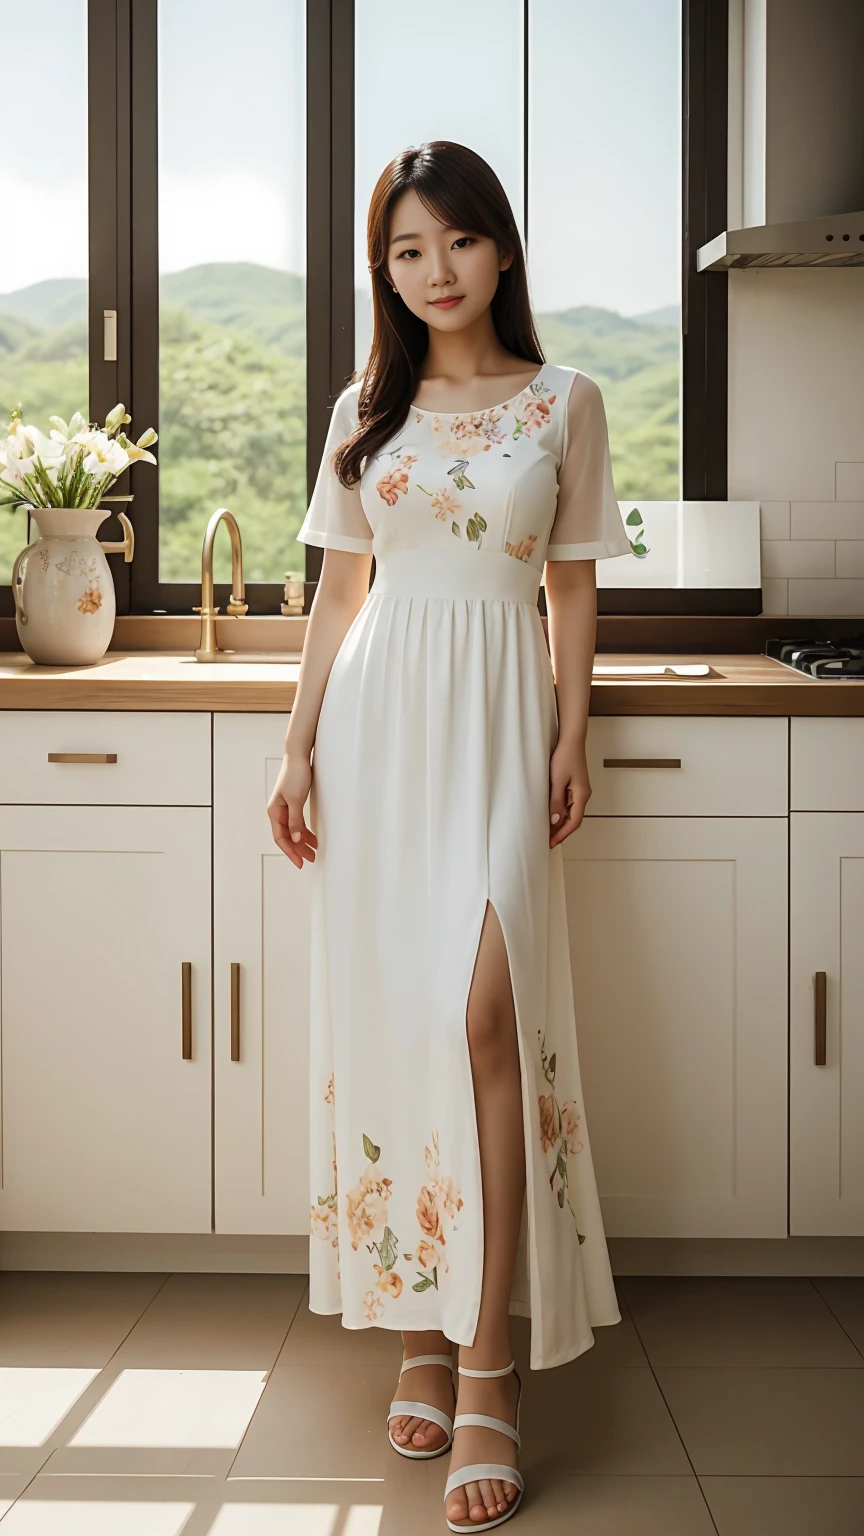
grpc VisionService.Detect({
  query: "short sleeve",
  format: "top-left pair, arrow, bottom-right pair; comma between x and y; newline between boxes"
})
297,383 -> 375,554
545,371 -> 632,561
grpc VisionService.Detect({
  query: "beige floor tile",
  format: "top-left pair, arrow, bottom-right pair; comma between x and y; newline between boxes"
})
9,1473 -> 444,1536
439,1473 -> 716,1534
229,1362 -> 409,1481
700,1475 -> 864,1536
813,1279 -> 864,1358
518,1365 -> 690,1474
33,1274 -> 304,1480
620,1277 -> 863,1367
0,1366 -> 105,1480
0,1272 -> 167,1366
278,1299 -> 403,1367
111,1273 -> 307,1369
657,1367 -> 864,1475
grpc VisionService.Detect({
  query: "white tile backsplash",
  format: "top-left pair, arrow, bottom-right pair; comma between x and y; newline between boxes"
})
761,577 -> 789,614
759,501 -> 791,540
836,463 -> 864,500
729,270 -> 864,617
788,579 -> 864,616
835,542 -> 864,578
791,502 -> 864,540
761,540 -> 834,578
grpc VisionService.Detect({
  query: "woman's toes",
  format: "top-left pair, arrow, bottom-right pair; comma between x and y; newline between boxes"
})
445,1487 -> 469,1523
491,1477 -> 507,1512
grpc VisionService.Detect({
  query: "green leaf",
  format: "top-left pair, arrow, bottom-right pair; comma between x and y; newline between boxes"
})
413,1275 -> 433,1292
557,1185 -> 566,1208
577,1229 -> 587,1244
475,514 -> 487,531
548,1052 -> 556,1081
466,520 -> 477,542
625,508 -> 643,526
451,522 -> 461,536
631,542 -> 648,556
362,1133 -> 380,1163
431,1266 -> 439,1289
379,1225 -> 398,1270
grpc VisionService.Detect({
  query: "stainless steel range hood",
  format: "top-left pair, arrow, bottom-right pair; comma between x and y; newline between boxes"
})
697,211 -> 864,271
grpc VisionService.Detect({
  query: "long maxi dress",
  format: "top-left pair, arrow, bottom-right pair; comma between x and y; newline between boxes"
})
298,363 -> 631,1371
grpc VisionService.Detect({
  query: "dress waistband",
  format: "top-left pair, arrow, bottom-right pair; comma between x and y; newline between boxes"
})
369,548 -> 542,604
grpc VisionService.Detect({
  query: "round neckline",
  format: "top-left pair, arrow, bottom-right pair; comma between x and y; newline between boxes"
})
410,363 -> 548,417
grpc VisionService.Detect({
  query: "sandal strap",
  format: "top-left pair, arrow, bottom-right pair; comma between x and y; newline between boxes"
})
388,1399 -> 453,1437
453,1412 -> 521,1448
399,1353 -> 453,1377
445,1464 -> 525,1498
457,1360 -> 515,1379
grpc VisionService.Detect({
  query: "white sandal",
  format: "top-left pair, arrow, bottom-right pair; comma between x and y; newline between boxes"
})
387,1352 -> 455,1460
444,1359 -> 524,1532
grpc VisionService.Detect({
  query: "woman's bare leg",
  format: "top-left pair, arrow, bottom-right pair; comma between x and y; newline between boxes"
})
445,900 -> 526,1527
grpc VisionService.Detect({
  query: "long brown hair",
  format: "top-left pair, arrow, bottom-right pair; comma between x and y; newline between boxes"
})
334,140 -> 545,488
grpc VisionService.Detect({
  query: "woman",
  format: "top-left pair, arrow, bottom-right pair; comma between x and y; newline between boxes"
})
267,141 -> 629,1532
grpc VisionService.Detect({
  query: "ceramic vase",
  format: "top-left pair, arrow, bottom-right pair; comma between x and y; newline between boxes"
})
12,506 -> 134,666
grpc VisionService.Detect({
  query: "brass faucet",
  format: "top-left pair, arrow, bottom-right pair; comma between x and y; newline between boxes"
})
194,508 -> 249,661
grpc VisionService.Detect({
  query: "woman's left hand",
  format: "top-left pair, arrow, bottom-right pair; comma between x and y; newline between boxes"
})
549,738 -> 591,848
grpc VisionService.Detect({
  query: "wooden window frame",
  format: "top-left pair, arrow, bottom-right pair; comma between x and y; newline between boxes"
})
2,0 -> 726,617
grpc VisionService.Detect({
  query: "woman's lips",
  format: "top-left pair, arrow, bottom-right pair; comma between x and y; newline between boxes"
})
430,296 -> 463,309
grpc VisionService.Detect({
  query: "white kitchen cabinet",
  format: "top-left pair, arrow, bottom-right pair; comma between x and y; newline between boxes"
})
213,714 -> 312,1235
562,816 -> 788,1237
0,805 -> 211,1232
790,812 -> 864,1235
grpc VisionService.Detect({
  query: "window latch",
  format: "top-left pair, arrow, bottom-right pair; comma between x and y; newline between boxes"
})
103,309 -> 118,362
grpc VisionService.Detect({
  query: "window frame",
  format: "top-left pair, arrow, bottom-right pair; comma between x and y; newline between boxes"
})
3,0 -> 727,617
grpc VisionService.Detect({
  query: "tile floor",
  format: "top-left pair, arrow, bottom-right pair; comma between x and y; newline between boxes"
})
0,1270 -> 863,1533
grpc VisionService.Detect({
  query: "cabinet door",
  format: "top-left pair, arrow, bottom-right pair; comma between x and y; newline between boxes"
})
0,807 -> 211,1232
791,813 -> 864,1235
213,714 -> 312,1235
562,817 -> 788,1237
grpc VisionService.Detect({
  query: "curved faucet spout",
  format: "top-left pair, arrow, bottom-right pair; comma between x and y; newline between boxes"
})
194,507 -> 248,661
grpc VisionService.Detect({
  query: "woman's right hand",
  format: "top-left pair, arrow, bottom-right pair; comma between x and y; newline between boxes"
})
267,751 -> 318,869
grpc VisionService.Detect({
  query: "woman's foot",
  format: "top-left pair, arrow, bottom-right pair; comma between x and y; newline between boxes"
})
445,1363 -> 521,1526
388,1330 -> 455,1453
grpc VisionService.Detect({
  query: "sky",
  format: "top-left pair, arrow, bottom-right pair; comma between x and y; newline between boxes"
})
0,0 -> 680,319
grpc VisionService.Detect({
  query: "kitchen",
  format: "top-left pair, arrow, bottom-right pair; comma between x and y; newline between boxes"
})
1,1 -> 864,1533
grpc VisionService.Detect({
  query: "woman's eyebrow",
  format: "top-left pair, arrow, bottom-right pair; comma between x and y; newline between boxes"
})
390,226 -> 462,243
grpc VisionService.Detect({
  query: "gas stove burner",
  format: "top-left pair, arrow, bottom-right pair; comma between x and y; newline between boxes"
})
765,636 -> 864,679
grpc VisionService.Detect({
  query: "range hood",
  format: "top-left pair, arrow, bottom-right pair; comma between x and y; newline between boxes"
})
697,210 -> 864,271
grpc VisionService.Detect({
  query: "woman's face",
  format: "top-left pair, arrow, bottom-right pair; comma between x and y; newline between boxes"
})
386,187 -> 512,332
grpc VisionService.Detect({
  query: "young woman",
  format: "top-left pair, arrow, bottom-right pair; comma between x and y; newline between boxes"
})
267,141 -> 629,1532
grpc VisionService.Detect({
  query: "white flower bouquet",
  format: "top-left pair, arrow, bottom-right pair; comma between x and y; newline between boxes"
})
0,403 -> 157,513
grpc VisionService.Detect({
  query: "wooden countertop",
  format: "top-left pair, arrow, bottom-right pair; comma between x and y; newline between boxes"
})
0,650 -> 862,714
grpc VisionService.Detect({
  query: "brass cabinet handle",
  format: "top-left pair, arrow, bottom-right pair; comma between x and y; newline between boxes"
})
602,757 -> 682,769
230,962 -> 241,1062
814,971 -> 827,1066
48,752 -> 118,764
181,962 -> 192,1060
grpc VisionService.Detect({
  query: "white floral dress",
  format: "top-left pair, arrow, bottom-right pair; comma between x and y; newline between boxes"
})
298,363 -> 630,1369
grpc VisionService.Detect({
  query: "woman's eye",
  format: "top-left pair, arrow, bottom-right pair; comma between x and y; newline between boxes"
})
398,249 -> 420,260
453,237 -> 474,250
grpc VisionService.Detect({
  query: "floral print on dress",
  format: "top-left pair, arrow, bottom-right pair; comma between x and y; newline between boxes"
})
376,453 -> 417,505
538,1029 -> 586,1243
505,535 -> 538,563
310,1129 -> 339,1251
409,1129 -> 463,1292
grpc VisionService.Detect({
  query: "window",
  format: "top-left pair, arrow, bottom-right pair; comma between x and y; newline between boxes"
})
0,0 -> 88,584
1,0 -> 726,614
529,1 -> 683,500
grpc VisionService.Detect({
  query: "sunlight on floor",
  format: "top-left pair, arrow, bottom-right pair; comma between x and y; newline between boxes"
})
207,1507 -> 340,1534
0,1368 -> 102,1446
0,1502 -> 195,1535
68,1370 -> 269,1448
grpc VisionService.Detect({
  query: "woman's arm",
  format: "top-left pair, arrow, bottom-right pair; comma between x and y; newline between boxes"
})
267,548 -> 372,868
543,556 -> 597,848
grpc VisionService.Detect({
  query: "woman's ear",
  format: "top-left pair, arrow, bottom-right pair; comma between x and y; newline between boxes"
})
499,247 -> 515,273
